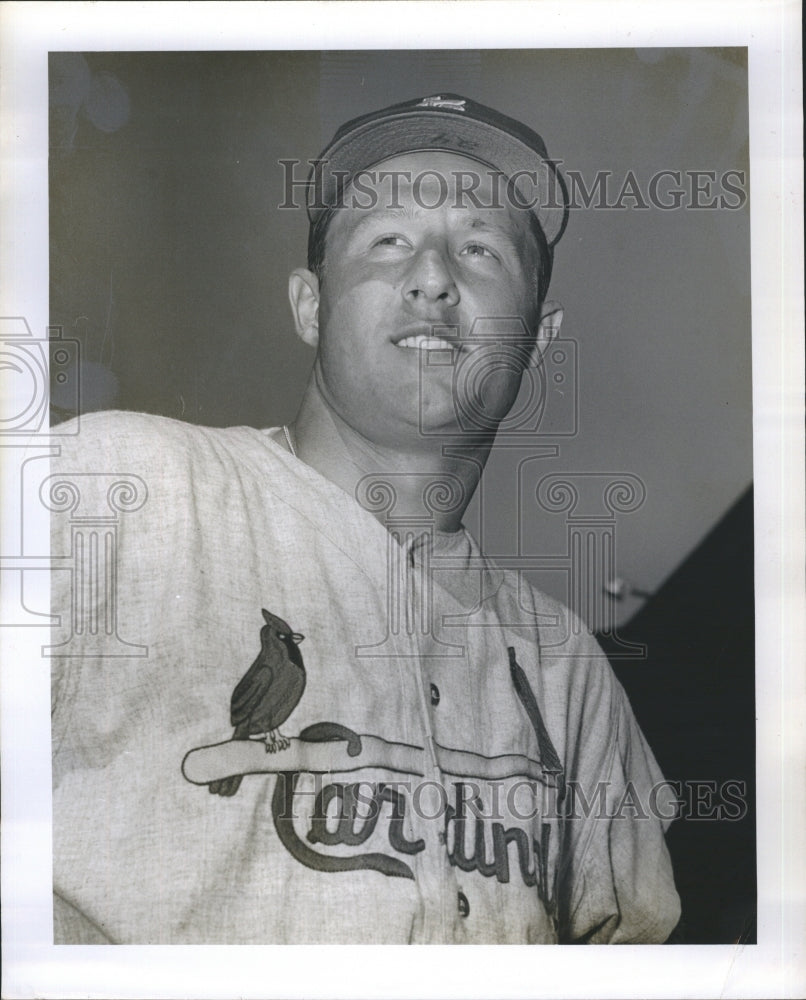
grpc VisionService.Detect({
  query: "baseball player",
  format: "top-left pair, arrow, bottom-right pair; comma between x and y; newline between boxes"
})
50,94 -> 681,944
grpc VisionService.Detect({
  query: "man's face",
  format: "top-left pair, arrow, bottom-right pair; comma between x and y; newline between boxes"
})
304,151 -> 546,447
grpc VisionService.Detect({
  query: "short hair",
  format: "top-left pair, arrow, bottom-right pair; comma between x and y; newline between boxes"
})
307,205 -> 555,310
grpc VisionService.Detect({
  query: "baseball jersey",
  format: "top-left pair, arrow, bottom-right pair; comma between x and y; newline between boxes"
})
49,410 -> 680,944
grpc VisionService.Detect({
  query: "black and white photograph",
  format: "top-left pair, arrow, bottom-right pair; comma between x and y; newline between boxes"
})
1,2 -> 803,998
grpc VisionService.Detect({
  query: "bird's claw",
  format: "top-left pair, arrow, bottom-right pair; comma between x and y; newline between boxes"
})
263,736 -> 290,754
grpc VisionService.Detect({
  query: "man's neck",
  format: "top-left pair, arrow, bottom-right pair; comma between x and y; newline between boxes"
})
286,377 -> 494,533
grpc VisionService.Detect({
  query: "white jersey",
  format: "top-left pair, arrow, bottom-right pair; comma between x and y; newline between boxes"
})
50,411 -> 680,944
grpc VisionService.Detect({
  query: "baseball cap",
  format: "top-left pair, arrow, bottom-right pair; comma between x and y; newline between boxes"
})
307,93 -> 569,247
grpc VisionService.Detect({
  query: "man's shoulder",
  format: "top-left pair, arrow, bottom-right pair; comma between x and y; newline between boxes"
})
490,560 -> 597,645
51,410 -> 271,472
55,409 -> 215,448
489,564 -> 619,696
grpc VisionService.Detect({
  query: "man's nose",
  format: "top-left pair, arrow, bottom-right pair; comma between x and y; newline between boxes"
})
403,248 -> 460,309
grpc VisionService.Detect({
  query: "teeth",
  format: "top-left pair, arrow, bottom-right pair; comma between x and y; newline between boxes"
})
397,335 -> 455,350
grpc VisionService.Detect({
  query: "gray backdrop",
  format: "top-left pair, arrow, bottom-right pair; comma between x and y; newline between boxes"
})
49,49 -> 752,630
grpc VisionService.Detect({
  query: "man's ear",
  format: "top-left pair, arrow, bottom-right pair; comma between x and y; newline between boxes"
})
529,300 -> 564,366
288,268 -> 321,348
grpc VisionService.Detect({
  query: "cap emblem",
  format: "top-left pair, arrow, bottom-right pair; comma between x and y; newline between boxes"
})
416,95 -> 466,111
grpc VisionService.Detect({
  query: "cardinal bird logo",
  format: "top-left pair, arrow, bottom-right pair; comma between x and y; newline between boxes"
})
208,608 -> 306,797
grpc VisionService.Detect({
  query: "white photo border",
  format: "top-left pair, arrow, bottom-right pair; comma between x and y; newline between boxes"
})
1,2 -> 803,998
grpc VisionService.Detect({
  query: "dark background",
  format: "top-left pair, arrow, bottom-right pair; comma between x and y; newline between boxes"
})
601,486 -> 756,944
49,49 -> 755,942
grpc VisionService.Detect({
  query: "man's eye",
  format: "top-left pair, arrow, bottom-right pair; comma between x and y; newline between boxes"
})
461,243 -> 498,259
372,235 -> 409,248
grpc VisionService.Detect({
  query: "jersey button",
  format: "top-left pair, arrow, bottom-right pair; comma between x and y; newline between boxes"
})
430,683 -> 440,706
457,891 -> 470,918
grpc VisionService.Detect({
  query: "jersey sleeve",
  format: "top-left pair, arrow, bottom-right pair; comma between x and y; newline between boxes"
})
53,892 -> 113,944
554,633 -> 681,943
49,410 -> 185,769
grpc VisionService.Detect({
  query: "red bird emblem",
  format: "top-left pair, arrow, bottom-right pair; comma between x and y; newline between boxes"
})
209,608 -> 306,797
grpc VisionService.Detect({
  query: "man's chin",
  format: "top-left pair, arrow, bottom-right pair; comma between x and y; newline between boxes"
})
387,412 -> 498,449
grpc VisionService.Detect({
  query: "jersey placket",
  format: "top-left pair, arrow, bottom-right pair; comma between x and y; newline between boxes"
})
396,528 -> 467,943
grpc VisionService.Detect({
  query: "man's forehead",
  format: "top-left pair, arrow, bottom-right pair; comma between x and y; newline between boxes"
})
338,202 -> 530,235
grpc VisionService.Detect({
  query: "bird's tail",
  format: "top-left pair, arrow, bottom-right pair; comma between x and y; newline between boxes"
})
208,774 -> 243,797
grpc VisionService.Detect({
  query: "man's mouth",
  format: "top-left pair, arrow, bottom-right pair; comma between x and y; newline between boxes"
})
396,333 -> 457,350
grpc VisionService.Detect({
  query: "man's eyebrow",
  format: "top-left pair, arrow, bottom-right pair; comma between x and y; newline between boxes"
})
463,215 -> 526,252
345,207 -> 414,237
341,206 -> 526,252
465,215 -> 520,236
